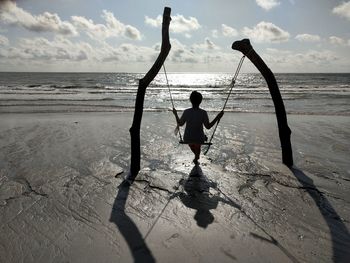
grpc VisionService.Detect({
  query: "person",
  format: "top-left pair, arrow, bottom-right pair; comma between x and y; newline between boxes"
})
172,91 -> 224,165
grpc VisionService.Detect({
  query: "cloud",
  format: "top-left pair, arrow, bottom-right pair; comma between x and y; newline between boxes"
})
295,34 -> 321,42
98,43 -> 156,63
264,48 -> 340,71
72,10 -> 141,40
193,38 -> 220,50
17,37 -> 90,61
71,16 -> 109,39
242,21 -> 290,43
0,36 -> 90,62
211,29 -> 218,38
0,2 -> 140,40
145,14 -> 201,36
329,36 -> 347,46
0,0 -> 77,35
102,10 -> 141,40
256,0 -> 280,11
169,38 -> 198,63
0,34 -> 158,66
221,24 -> 238,37
332,1 -> 350,20
0,34 -> 8,45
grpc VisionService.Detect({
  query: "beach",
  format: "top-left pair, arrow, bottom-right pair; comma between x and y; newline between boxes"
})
1,111 -> 349,262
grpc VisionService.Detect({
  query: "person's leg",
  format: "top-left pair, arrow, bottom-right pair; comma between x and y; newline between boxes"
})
189,144 -> 201,165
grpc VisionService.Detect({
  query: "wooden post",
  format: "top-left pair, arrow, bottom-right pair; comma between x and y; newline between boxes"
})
232,39 -> 293,167
129,7 -> 171,181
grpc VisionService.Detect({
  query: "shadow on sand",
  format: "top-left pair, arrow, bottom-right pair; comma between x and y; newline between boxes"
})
171,165 -> 241,228
290,167 -> 350,263
109,180 -> 155,263
183,166 -> 301,262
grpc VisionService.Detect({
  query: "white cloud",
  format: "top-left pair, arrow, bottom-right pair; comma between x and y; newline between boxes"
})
98,43 -> 156,63
193,38 -> 220,50
102,10 -> 141,40
72,10 -> 141,40
263,48 -> 341,72
332,1 -> 350,20
145,14 -> 200,36
221,24 -> 238,37
0,34 -> 9,45
242,21 -> 290,43
256,0 -> 280,11
0,35 -> 157,66
124,25 -> 141,40
0,36 -> 90,62
329,36 -> 347,46
17,37 -> 89,61
71,16 -> 109,39
166,38 -> 236,67
0,0 -> 77,35
211,29 -> 218,38
295,34 -> 321,42
169,38 -> 198,63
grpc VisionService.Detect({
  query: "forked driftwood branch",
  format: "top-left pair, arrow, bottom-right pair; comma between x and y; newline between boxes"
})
129,7 -> 171,181
232,39 -> 293,166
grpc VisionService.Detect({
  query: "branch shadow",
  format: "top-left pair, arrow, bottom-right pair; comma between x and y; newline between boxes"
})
109,180 -> 155,263
290,167 -> 350,262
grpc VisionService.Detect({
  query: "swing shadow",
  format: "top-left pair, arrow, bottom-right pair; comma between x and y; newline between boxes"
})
171,166 -> 241,228
289,167 -> 350,262
109,180 -> 155,263
178,167 -> 301,263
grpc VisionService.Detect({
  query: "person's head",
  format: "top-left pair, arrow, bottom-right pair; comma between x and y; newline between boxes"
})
194,209 -> 214,228
190,91 -> 202,108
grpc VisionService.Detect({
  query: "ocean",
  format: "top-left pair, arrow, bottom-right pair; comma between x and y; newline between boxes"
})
0,72 -> 349,115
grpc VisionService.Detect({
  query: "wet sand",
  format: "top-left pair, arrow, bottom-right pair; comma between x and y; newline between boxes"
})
0,112 -> 349,263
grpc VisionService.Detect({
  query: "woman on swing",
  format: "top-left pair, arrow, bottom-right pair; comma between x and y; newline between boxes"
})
172,91 -> 224,165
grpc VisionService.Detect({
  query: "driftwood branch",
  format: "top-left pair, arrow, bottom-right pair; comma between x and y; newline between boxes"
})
232,39 -> 293,167
129,7 -> 171,181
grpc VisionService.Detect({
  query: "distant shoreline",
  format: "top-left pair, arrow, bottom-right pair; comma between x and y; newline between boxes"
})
1,71 -> 350,74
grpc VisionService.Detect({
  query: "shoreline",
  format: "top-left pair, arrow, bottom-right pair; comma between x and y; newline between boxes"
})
1,109 -> 350,116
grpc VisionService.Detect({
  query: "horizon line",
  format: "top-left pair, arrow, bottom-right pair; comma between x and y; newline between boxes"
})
1,71 -> 350,74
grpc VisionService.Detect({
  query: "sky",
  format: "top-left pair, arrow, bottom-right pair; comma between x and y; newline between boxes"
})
0,0 -> 350,73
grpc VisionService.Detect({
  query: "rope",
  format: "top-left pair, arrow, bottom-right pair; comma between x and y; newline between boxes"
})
204,55 -> 246,155
163,64 -> 183,142
163,53 -> 247,151
163,64 -> 175,109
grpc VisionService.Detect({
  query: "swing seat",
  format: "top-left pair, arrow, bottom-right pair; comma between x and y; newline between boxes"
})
179,140 -> 212,146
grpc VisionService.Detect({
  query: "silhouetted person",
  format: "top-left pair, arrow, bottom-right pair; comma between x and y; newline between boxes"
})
172,91 -> 223,165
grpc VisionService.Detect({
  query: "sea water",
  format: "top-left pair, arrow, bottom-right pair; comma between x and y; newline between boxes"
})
0,72 -> 349,115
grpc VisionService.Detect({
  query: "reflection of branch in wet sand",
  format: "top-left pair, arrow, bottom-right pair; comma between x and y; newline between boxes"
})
109,181 -> 155,263
290,167 -> 350,263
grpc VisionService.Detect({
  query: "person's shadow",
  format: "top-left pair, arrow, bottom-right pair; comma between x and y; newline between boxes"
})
290,167 -> 350,262
171,165 -> 241,228
109,180 -> 155,263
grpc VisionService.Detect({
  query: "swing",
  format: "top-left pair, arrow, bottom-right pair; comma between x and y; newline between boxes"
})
163,54 -> 247,153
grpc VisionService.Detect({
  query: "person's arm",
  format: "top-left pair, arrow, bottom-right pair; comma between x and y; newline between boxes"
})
204,110 -> 224,129
172,108 -> 185,126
